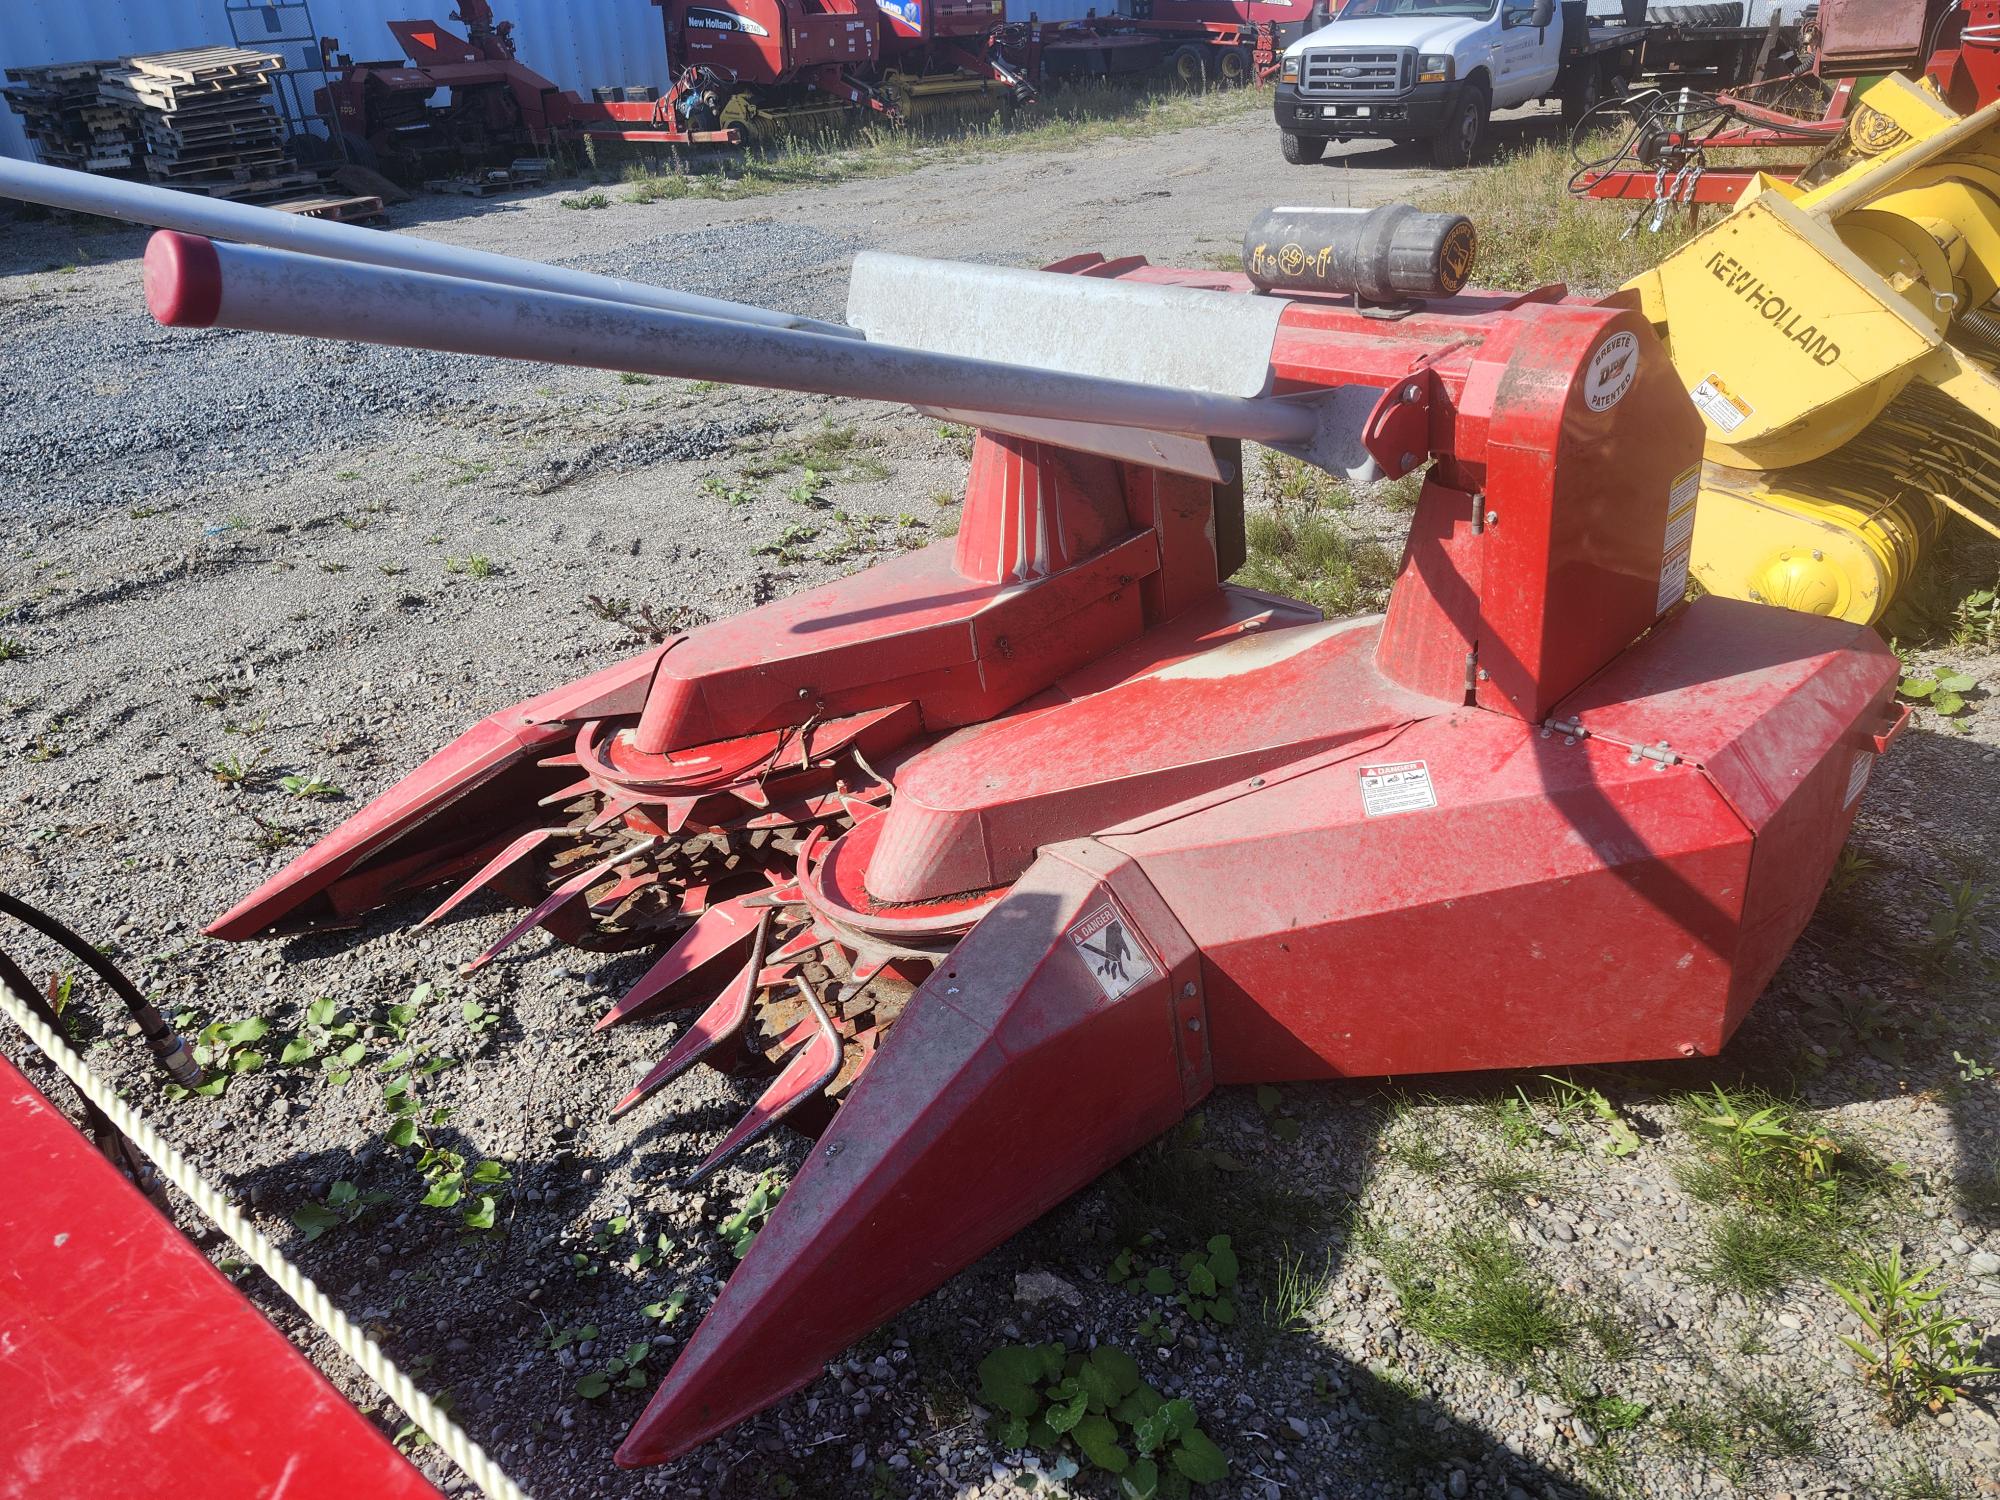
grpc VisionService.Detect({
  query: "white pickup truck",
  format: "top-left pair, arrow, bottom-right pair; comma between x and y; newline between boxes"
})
1273,0 -> 1653,168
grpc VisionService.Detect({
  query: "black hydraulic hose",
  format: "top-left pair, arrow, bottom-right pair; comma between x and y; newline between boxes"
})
0,889 -> 204,1087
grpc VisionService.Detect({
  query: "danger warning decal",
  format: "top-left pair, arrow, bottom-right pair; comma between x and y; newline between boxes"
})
1689,372 -> 1753,435
1069,901 -> 1159,1002
1358,760 -> 1437,818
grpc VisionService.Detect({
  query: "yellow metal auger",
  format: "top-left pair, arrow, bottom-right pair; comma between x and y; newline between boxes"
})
1621,74 -> 2000,622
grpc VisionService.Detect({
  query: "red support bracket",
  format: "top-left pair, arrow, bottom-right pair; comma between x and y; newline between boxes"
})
1361,368 -> 1436,479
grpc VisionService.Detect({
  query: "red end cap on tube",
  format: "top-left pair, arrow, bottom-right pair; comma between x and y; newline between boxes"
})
143,230 -> 223,328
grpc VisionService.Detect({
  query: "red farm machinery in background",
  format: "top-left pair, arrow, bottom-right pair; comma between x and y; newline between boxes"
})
316,0 -> 743,175
1012,0 -> 1326,90
1577,0 -> 2000,212
316,0 -> 1316,172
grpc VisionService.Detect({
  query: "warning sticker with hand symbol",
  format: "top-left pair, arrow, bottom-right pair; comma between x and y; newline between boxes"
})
1068,902 -> 1158,1002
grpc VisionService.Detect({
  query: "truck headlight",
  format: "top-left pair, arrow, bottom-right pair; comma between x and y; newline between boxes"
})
1280,56 -> 1300,84
1418,53 -> 1453,84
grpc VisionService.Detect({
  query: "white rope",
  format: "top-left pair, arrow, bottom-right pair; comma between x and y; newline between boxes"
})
0,976 -> 530,1500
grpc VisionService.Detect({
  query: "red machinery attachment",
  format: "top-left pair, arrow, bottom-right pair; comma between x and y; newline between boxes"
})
317,0 -> 742,174
651,0 -> 1032,138
1577,0 -> 2000,214
0,155 -> 1904,1467
0,1050 -> 443,1499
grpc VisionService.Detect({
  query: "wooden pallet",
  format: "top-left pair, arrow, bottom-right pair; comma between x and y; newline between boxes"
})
1,59 -> 141,175
170,169 -> 323,201
269,192 -> 386,223
124,47 -> 282,86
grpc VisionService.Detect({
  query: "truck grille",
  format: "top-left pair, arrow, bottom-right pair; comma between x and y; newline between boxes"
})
1298,48 -> 1413,97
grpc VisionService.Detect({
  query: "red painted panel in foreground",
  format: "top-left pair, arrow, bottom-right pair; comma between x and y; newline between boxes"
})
0,1055 -> 440,1500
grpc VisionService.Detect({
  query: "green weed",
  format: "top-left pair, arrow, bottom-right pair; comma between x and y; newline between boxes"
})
1364,1226 -> 1571,1369
976,1340 -> 1229,1489
718,1170 -> 784,1258
1830,1247 -> 1998,1419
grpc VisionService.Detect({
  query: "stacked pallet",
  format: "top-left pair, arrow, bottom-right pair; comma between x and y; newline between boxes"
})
101,47 -> 316,200
2,60 -> 142,172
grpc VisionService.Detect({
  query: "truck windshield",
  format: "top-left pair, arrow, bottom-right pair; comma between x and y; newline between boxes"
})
1333,0 -> 1498,17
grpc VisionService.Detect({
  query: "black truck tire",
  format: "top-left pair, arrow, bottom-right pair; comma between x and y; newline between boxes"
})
1168,45 -> 1209,89
1560,61 -> 1602,130
1431,83 -> 1486,169
1281,130 -> 1326,165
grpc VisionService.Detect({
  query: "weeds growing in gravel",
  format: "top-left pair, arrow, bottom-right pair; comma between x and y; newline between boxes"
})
718,1170 -> 785,1259
1261,1243 -> 1336,1340
445,554 -> 499,579
278,773 -> 343,801
1879,1456 -> 1974,1499
292,1180 -> 389,1241
1829,1246 -> 1998,1419
976,1339 -> 1229,1489
1677,1084 -> 1879,1293
0,638 -> 24,660
1361,1224 -> 1571,1369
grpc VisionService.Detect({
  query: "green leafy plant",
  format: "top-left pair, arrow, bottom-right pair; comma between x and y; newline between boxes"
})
1109,1233 -> 1240,1324
718,1170 -> 785,1258
278,773 -> 343,800
1693,1084 -> 1842,1189
542,1321 -> 597,1352
560,191 -> 611,210
977,1342 -> 1229,1494
207,749 -> 267,787
461,997 -> 500,1037
1361,1224 -> 1572,1369
1952,585 -> 1999,648
1954,1050 -> 1993,1084
1540,1075 -> 1641,1157
1826,845 -> 1877,898
445,554 -> 498,579
381,1072 -> 508,1230
1921,880 -> 1991,968
1829,1247 -> 1998,1419
1897,667 -> 1976,717
281,996 -> 368,1080
576,1341 -> 652,1399
166,1016 -> 269,1098
642,1290 -> 688,1324
1253,1083 -> 1302,1143
292,1179 -> 389,1241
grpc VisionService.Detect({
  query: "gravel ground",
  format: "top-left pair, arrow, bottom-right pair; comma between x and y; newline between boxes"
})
3,98 -> 1998,1500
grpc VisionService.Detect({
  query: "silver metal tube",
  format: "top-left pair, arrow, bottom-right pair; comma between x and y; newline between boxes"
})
0,156 -> 857,339
161,235 -> 1325,449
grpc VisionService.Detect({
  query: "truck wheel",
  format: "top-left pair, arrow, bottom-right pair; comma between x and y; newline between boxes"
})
1168,45 -> 1209,89
1217,46 -> 1251,86
1560,64 -> 1602,131
1281,130 -> 1326,165
1430,85 -> 1485,169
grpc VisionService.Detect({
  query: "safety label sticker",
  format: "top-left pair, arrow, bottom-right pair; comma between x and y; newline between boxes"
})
1844,749 -> 1873,808
1657,464 -> 1700,613
1069,902 -> 1158,1002
1689,372 -> 1753,434
1358,760 -> 1437,818
1584,331 -> 1638,412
